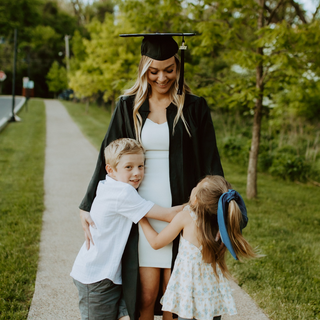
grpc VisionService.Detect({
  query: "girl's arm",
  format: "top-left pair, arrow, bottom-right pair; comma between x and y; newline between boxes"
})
140,210 -> 188,249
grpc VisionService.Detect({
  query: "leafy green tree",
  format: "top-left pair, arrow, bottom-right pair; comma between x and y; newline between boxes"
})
69,13 -> 139,110
190,0 -> 314,198
0,0 -> 78,97
68,0 -> 192,109
118,0 -> 191,33
46,61 -> 68,97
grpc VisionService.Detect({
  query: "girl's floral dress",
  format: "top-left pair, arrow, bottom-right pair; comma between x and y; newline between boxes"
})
161,207 -> 237,320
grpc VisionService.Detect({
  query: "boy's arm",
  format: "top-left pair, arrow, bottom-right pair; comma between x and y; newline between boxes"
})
139,210 -> 187,250
145,204 -> 184,222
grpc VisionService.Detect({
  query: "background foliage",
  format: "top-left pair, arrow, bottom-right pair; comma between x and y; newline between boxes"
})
1,0 -> 319,187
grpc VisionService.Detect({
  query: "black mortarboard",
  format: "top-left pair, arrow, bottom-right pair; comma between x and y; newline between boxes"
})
120,33 -> 196,95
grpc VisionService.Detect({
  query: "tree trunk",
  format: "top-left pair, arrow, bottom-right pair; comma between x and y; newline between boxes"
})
247,81 -> 263,199
246,0 -> 265,199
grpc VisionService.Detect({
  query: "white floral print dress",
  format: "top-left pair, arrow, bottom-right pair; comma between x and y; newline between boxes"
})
161,206 -> 237,320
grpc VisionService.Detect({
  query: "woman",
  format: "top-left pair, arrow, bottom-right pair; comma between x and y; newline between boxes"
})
79,34 -> 224,320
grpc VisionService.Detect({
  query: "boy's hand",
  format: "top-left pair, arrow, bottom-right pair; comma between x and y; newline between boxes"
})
80,210 -> 96,250
173,205 -> 184,213
166,204 -> 184,222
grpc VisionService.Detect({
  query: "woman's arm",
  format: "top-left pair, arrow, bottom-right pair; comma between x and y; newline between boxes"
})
139,210 -> 188,249
80,210 -> 96,250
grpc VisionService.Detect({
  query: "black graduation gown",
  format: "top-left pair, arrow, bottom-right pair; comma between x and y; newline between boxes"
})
79,93 -> 224,320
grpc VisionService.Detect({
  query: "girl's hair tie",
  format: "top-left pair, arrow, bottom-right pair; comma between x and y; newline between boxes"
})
217,189 -> 248,260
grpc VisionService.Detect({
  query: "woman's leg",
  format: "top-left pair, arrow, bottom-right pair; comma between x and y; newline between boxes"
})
162,268 -> 172,320
139,267 -> 161,320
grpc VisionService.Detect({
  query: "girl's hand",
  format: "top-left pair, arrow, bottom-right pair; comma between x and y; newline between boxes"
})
80,210 -> 96,250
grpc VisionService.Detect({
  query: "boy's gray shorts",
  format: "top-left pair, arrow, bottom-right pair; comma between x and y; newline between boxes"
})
73,278 -> 128,320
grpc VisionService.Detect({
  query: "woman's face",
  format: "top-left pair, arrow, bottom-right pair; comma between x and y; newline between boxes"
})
147,56 -> 177,96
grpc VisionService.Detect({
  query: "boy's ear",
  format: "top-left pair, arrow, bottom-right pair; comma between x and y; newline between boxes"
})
106,164 -> 115,177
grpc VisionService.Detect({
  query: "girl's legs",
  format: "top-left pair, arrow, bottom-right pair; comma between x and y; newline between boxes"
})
139,267 -> 172,320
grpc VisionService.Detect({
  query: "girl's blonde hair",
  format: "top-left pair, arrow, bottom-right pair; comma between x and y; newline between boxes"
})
123,54 -> 192,141
189,175 -> 258,279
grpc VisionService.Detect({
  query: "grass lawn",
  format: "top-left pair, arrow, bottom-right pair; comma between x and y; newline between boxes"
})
62,101 -> 112,149
0,99 -> 46,319
63,100 -> 320,320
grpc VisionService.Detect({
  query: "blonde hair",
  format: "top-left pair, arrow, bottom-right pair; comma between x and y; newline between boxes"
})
189,175 -> 258,279
104,138 -> 144,170
123,54 -> 192,141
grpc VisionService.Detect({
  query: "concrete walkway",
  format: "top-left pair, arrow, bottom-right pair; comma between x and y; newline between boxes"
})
27,100 -> 270,320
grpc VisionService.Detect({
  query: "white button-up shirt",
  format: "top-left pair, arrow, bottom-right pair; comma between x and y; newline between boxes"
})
71,175 -> 154,284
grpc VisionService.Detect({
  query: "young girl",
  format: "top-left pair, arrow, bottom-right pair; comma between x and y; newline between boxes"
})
139,175 -> 258,320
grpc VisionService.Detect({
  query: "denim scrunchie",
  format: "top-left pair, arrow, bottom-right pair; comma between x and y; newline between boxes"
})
217,189 -> 248,260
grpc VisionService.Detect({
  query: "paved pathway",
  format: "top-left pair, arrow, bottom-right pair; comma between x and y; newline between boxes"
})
28,99 -> 270,320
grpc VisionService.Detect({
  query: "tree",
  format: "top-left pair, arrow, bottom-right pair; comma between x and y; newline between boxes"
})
69,12 -> 139,111
0,0 -> 78,97
190,0 -> 312,198
68,0 -> 193,109
46,61 -> 68,97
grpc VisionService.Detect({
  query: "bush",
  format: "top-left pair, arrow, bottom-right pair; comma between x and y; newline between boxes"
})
258,151 -> 274,172
269,152 -> 312,182
221,136 -> 249,165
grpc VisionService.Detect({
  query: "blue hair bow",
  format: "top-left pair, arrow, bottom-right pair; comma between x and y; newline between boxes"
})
217,189 -> 248,260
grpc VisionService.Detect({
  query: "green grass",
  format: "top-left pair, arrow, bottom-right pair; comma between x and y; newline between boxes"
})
63,100 -> 320,320
224,164 -> 320,320
62,101 -> 112,149
0,99 -> 46,319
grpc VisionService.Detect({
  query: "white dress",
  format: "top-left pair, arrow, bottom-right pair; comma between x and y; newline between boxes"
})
138,118 -> 173,268
161,207 -> 237,319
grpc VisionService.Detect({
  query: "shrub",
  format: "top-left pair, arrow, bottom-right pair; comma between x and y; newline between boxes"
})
269,153 -> 312,182
222,136 -> 249,165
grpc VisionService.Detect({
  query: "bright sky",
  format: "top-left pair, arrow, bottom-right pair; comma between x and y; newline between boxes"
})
296,0 -> 318,12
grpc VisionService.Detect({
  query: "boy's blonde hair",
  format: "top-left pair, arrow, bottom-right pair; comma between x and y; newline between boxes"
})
104,138 -> 144,170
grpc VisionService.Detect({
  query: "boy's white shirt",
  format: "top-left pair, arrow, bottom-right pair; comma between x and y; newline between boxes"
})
70,175 -> 154,285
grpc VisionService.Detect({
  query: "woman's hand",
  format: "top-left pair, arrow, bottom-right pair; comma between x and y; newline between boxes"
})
80,209 -> 96,250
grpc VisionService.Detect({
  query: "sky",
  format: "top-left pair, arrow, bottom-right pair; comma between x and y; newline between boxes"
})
296,0 -> 318,12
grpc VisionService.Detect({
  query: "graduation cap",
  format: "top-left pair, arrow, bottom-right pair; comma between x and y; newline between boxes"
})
120,33 -> 196,95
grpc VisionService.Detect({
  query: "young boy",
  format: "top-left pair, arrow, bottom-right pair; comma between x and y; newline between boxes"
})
70,138 -> 181,320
